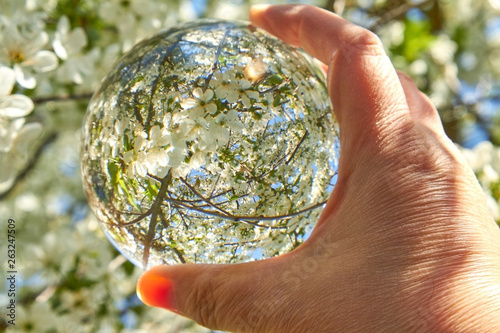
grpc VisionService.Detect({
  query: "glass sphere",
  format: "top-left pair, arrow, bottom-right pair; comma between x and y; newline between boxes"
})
81,19 -> 339,269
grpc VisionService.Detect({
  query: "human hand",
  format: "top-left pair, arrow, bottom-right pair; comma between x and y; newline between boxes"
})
137,4 -> 500,332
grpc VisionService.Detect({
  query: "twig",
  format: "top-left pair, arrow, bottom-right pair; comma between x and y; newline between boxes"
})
0,132 -> 58,200
202,28 -> 229,92
32,93 -> 93,104
179,176 -> 233,217
141,171 -> 172,268
286,130 -> 308,165
368,0 -> 434,32
165,194 -> 326,226
159,213 -> 186,264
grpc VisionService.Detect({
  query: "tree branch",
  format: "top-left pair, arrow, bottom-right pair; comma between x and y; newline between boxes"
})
286,130 -> 308,165
159,213 -> 186,264
141,171 -> 172,268
179,176 -> 233,217
368,0 -> 435,32
32,93 -> 93,104
165,193 -> 326,227
0,132 -> 58,199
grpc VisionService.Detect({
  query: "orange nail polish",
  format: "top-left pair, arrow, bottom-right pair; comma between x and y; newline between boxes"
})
137,270 -> 175,311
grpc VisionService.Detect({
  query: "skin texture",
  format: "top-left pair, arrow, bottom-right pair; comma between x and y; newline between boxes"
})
137,5 -> 500,332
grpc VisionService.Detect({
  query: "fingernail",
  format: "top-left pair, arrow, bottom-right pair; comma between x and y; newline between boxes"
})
137,269 -> 175,311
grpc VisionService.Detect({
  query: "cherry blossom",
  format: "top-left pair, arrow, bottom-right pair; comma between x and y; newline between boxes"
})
0,11 -> 57,88
53,15 -> 93,84
0,66 -> 34,118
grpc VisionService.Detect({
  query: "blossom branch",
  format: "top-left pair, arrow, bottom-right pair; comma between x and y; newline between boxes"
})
32,93 -> 93,104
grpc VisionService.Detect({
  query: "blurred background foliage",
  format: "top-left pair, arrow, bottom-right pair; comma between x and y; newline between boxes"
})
0,0 -> 499,332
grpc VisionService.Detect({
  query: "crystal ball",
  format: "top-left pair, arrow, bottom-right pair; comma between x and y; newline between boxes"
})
81,19 -> 339,269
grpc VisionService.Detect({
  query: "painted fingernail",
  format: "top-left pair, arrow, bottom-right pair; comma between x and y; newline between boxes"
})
137,269 -> 175,311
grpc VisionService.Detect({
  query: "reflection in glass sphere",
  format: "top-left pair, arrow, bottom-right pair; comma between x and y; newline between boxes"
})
81,19 -> 339,269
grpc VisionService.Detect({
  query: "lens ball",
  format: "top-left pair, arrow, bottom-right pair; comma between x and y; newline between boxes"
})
81,19 -> 339,269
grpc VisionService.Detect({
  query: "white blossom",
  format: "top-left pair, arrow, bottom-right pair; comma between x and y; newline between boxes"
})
212,69 -> 239,100
53,15 -> 92,84
182,87 -> 218,116
0,66 -> 34,118
0,11 -> 57,88
232,79 -> 260,107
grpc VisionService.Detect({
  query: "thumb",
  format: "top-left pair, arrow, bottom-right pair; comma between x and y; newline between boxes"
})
136,259 -> 286,332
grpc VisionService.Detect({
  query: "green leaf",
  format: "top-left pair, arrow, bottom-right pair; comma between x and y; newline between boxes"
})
118,178 -> 140,210
268,74 -> 283,86
123,134 -> 131,151
107,161 -> 119,185
273,95 -> 281,107
146,181 -> 159,200
252,111 -> 262,120
235,172 -> 246,182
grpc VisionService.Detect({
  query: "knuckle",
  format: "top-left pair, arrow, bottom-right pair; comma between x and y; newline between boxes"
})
350,29 -> 383,48
340,29 -> 385,58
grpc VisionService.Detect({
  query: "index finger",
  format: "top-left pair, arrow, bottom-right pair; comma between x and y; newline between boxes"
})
250,4 -> 412,154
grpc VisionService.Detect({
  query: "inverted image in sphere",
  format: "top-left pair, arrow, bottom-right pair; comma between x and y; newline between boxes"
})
81,19 -> 339,269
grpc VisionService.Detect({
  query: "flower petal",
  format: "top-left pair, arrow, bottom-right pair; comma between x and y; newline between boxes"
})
203,88 -> 214,101
193,87 -> 203,100
32,51 -> 58,72
180,98 -> 197,110
56,16 -> 71,37
0,94 -> 34,118
67,27 -> 88,54
53,39 -> 68,60
0,67 -> 15,96
206,102 -> 218,115
29,31 -> 50,53
246,90 -> 260,100
239,79 -> 251,89
241,95 -> 251,108
14,65 -> 36,89
0,118 -> 25,152
215,86 -> 227,98
225,90 -> 238,103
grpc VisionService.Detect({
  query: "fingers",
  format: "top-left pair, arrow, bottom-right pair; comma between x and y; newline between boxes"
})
250,4 -> 412,152
137,259 -> 285,332
250,4 -> 360,65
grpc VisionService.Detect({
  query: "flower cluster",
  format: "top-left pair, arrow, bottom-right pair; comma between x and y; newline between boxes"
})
0,0 -> 188,195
